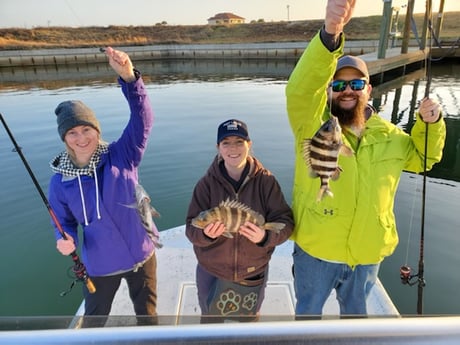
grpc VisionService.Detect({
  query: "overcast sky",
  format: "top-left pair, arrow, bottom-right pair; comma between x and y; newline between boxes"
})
1,0 -> 458,28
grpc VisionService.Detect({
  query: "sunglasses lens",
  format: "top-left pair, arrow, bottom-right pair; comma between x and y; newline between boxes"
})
331,81 -> 347,92
331,79 -> 366,92
350,79 -> 366,90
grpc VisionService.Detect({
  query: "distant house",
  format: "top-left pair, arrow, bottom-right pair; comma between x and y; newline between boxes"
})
207,12 -> 245,25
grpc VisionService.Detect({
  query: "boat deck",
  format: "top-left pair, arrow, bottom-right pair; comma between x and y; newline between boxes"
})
75,225 -> 399,326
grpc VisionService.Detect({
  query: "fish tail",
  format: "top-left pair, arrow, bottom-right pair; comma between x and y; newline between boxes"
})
153,240 -> 163,249
264,222 -> 285,233
316,185 -> 334,202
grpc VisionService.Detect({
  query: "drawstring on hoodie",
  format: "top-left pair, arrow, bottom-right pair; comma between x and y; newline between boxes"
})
76,163 -> 101,226
93,162 -> 101,220
77,173 -> 89,226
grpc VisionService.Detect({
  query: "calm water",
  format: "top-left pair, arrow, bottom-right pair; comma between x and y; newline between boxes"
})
0,59 -> 459,318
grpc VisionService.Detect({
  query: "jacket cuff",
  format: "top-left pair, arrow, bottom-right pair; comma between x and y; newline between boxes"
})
320,26 -> 342,52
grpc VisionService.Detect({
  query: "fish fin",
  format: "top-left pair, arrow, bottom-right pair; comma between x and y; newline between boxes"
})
220,198 -> 251,210
302,139 -> 320,177
301,139 -> 312,164
150,206 -> 161,218
264,222 -> 286,233
330,167 -> 342,181
339,144 -> 354,157
222,232 -> 234,239
220,199 -> 262,219
119,202 -> 137,209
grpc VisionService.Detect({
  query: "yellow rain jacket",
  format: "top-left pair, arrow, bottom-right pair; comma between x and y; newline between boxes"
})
286,33 -> 446,267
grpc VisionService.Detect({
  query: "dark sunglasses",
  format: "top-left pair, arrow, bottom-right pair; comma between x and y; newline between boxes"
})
330,79 -> 367,92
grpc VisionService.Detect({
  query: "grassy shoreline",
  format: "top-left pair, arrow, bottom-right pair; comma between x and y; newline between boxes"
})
0,12 -> 458,50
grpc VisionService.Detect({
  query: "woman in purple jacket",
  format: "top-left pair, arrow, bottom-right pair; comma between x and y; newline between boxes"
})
48,47 -> 157,327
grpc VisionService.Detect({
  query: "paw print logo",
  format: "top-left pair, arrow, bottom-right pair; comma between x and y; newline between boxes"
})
216,289 -> 242,316
242,292 -> 258,311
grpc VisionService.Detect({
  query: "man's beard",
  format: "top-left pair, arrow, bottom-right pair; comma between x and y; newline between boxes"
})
330,95 -> 367,129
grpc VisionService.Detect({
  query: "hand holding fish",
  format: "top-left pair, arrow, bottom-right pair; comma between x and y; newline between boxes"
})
239,221 -> 266,244
418,97 -> 441,123
103,46 -> 136,82
203,221 -> 226,239
325,0 -> 356,35
56,232 -> 76,256
191,199 -> 285,239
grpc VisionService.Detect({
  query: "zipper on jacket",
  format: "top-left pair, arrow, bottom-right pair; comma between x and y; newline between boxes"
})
228,163 -> 254,282
233,232 -> 239,281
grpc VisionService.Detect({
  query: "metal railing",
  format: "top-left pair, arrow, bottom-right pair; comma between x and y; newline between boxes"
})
1,316 -> 460,345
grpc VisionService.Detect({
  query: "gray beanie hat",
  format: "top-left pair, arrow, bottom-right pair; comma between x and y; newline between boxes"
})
55,100 -> 101,140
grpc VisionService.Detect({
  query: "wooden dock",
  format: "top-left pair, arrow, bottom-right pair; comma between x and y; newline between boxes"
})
361,47 -> 428,83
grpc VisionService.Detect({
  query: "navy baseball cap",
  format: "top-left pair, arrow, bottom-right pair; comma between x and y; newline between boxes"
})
217,119 -> 250,143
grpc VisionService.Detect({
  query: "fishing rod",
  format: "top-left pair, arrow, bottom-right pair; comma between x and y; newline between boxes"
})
0,113 -> 96,295
399,0 -> 434,315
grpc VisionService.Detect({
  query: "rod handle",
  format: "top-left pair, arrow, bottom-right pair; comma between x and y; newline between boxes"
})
86,277 -> 96,294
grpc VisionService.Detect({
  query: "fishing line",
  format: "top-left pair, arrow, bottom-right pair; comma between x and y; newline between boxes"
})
400,0 -> 434,316
328,84 -> 333,116
64,0 -> 106,52
403,175 -> 419,266
0,113 -> 96,296
64,0 -> 84,27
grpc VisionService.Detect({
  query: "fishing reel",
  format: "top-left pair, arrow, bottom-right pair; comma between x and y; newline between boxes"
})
60,262 -> 88,297
60,258 -> 96,297
399,265 -> 425,287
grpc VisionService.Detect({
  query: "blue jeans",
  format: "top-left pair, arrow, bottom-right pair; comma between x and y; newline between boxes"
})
292,243 -> 379,317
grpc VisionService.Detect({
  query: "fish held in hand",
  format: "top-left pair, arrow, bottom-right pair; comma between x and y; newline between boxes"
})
127,184 -> 162,248
302,115 -> 354,202
191,199 -> 285,238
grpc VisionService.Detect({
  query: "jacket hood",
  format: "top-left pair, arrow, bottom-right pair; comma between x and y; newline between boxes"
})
49,143 -> 109,177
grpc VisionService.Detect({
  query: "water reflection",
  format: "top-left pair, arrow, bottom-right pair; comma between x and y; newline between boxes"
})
0,59 -> 295,90
371,69 -> 460,182
4,59 -> 457,180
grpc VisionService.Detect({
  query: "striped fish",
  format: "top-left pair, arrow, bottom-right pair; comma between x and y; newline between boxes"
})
122,184 -> 162,248
134,184 -> 163,248
191,199 -> 285,238
302,115 -> 354,202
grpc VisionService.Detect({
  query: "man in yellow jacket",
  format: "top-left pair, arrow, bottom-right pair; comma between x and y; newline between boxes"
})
286,0 -> 446,317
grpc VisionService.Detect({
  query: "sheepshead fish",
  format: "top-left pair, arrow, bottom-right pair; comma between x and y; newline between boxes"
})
302,115 -> 354,202
131,184 -> 163,248
191,199 -> 285,238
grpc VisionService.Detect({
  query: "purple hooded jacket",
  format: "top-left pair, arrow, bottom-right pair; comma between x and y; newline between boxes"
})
48,75 -> 155,277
